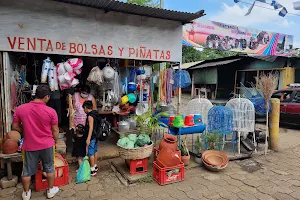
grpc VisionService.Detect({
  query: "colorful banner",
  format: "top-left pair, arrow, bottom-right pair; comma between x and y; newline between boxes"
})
183,19 -> 294,57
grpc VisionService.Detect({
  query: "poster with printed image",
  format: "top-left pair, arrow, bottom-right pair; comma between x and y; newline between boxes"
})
182,19 -> 294,57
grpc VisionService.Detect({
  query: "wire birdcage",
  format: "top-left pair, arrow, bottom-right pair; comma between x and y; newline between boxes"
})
225,98 -> 255,132
208,106 -> 233,134
185,98 -> 213,125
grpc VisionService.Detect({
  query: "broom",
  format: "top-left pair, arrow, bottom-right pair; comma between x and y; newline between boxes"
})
256,73 -> 279,155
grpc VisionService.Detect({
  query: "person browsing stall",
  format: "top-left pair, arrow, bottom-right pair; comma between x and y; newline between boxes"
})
82,100 -> 101,176
12,85 -> 59,200
72,85 -> 97,127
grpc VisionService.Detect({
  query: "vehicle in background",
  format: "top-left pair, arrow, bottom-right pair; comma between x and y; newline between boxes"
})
271,83 -> 300,125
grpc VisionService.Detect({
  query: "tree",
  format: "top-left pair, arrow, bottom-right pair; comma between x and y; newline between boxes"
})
182,46 -> 243,63
126,0 -> 159,7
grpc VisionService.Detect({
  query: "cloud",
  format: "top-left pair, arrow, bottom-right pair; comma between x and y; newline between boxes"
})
294,41 -> 300,48
210,1 -> 297,28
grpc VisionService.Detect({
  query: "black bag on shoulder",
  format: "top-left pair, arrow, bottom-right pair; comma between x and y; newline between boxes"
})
88,111 -> 111,141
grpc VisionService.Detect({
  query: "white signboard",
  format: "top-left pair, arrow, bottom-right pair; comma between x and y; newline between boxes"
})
0,0 -> 182,62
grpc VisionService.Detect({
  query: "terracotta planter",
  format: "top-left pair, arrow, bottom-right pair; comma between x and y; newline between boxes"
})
159,134 -> 178,151
181,155 -> 190,166
202,150 -> 229,167
157,148 -> 181,167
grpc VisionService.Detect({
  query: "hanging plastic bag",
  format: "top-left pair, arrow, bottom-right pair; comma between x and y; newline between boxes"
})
64,58 -> 83,72
56,63 -> 66,75
76,156 -> 91,184
41,57 -> 51,83
48,62 -> 55,91
87,66 -> 103,86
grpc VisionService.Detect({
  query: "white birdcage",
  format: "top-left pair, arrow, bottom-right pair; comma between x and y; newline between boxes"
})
185,98 -> 213,125
226,98 -> 255,154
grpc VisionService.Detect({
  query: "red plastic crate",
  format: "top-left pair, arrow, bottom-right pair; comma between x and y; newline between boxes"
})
35,154 -> 69,191
153,161 -> 184,185
125,158 -> 148,175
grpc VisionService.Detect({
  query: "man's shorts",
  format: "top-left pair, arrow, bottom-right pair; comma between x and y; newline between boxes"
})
87,139 -> 98,156
22,146 -> 55,177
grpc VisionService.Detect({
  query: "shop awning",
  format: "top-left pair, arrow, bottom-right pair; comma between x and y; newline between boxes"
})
53,0 -> 205,24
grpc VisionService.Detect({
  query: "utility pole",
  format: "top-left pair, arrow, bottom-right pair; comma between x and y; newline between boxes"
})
160,0 -> 164,8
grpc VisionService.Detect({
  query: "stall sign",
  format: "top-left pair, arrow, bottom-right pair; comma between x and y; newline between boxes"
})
5,36 -> 172,61
183,19 -> 294,57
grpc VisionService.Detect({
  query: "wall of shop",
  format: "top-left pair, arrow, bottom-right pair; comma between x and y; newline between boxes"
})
240,57 -> 287,71
0,0 -> 182,62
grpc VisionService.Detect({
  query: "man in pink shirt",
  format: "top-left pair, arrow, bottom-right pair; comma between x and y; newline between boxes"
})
12,85 -> 59,200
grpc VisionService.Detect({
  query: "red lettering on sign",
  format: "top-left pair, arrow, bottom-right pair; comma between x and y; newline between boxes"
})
27,38 -> 36,51
91,44 -> 97,55
129,48 -> 135,57
84,44 -> 91,54
61,42 -> 66,50
153,50 -> 159,60
118,47 -> 124,56
108,46 -> 113,56
166,51 -> 171,60
7,37 -> 17,49
77,43 -> 84,54
37,38 -> 46,51
18,37 -> 25,50
146,49 -> 152,59
46,40 -> 53,52
69,42 -> 76,53
99,45 -> 106,55
56,42 -> 62,50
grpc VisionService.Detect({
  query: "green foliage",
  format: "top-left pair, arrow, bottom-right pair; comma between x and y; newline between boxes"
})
126,0 -> 159,7
180,137 -> 189,156
182,46 -> 244,63
206,132 -> 223,150
195,135 -> 204,155
134,110 -> 168,137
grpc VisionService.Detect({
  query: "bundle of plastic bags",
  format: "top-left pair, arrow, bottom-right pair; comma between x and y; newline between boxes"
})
117,133 -> 151,149
87,66 -> 103,86
57,58 -> 83,90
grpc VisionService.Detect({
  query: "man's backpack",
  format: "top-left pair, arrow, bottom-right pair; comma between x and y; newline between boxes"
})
88,112 -> 111,141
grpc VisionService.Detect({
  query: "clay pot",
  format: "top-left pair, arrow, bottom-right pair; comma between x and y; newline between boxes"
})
159,134 -> 178,151
181,155 -> 190,166
157,148 -> 181,167
202,150 -> 229,167
2,139 -> 18,154
6,131 -> 21,142
203,160 -> 227,172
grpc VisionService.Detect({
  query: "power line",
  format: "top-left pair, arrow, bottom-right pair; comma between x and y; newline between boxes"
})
237,0 -> 300,17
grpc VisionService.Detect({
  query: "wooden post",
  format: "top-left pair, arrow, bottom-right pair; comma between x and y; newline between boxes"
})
269,98 -> 280,151
191,72 -> 195,99
234,71 -> 237,94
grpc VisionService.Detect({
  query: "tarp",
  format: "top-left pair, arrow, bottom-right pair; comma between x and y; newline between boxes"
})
182,19 -> 294,57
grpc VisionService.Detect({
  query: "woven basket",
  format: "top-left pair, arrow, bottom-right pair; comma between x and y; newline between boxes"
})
117,141 -> 154,160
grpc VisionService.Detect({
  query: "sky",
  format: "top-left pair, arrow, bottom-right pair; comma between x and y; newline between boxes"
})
163,0 -> 300,48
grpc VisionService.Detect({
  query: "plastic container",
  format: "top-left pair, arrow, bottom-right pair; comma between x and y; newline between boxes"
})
153,161 -> 184,185
125,158 -> 148,175
35,154 -> 69,191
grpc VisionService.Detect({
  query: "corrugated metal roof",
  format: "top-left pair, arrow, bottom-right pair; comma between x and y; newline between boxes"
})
173,61 -> 204,70
189,58 -> 242,70
244,54 -> 278,62
53,0 -> 205,24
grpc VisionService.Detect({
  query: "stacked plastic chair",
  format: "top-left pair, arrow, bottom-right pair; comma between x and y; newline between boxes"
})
226,98 -> 255,154
208,106 -> 235,153
185,98 -> 213,151
185,98 -> 213,125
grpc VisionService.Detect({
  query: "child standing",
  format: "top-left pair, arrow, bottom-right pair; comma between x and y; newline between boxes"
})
72,124 -> 86,168
82,101 -> 100,176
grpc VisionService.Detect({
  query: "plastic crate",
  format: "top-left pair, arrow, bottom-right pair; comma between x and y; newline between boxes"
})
35,154 -> 69,191
125,158 -> 148,175
153,161 -> 184,185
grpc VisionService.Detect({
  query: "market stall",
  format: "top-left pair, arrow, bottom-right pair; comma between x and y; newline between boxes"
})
0,0 -> 205,188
